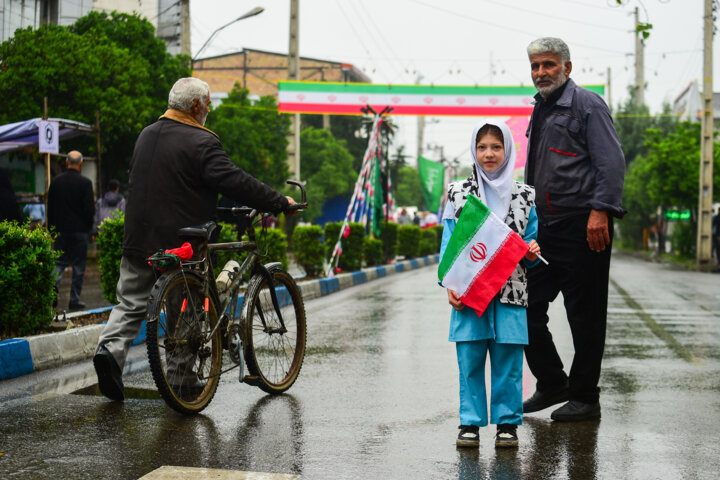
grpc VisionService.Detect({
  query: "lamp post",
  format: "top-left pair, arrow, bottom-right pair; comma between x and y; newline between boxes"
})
192,6 -> 264,61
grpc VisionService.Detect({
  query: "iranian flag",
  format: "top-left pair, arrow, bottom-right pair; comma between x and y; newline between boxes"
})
439,195 -> 529,317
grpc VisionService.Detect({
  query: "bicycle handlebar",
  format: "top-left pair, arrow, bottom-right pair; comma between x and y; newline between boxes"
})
216,179 -> 308,218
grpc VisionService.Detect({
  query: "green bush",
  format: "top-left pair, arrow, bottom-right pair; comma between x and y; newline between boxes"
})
0,221 -> 59,336
397,225 -> 421,259
96,212 -> 125,304
293,225 -> 324,277
430,225 -> 444,253
324,222 -> 341,261
213,222 -> 241,277
251,226 -> 289,271
363,236 -> 384,266
418,228 -> 438,257
380,222 -> 398,263
670,221 -> 696,258
323,221 -> 364,271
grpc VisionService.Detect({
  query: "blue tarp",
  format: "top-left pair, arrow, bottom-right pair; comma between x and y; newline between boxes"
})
0,117 -> 94,153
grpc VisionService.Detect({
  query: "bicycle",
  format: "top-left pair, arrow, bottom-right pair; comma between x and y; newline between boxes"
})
144,180 -> 308,415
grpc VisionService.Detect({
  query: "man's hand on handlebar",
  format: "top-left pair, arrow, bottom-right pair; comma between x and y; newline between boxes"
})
285,196 -> 299,216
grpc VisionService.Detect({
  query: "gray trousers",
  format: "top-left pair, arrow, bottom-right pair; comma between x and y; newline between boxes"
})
97,256 -> 156,371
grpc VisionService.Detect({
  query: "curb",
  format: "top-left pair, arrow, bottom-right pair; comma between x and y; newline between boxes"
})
0,254 -> 440,381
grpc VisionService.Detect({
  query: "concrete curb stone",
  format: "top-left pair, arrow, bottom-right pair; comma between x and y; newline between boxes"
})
0,254 -> 440,380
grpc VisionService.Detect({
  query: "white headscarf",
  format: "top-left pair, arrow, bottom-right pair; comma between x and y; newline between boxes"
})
443,119 -> 516,221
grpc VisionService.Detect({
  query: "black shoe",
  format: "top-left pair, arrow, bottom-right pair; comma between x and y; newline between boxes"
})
523,384 -> 570,413
68,301 -> 87,311
93,346 -> 125,402
551,400 -> 601,422
456,425 -> 480,448
495,424 -> 519,448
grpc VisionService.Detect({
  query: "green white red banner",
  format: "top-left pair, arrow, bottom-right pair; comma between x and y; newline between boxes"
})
278,81 -> 605,116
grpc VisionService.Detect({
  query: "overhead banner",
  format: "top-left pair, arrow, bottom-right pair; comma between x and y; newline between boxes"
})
278,81 -> 605,116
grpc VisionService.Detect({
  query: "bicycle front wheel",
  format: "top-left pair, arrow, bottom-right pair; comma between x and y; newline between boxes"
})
242,266 -> 306,394
146,269 -> 222,414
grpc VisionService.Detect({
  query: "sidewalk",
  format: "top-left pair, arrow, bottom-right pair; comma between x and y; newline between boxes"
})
0,255 -> 440,381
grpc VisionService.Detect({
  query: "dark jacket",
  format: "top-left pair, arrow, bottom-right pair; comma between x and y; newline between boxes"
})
123,117 -> 288,258
0,167 -> 22,222
524,79 -> 625,224
47,169 -> 95,234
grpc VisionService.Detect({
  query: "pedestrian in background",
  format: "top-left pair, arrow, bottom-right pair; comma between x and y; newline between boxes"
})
0,167 -> 22,223
22,195 -> 46,229
522,37 -> 626,422
397,208 -> 412,225
712,206 -> 720,266
441,120 -> 540,448
48,150 -> 95,311
93,77 -> 297,403
92,179 -> 125,239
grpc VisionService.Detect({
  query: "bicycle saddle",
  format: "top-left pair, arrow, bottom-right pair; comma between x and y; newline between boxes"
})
177,221 -> 219,242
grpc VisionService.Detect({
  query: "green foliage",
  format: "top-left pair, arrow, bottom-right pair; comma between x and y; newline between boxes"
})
395,166 -> 425,207
380,222 -> 398,262
429,225 -> 444,253
292,225 -> 325,277
323,222 -> 341,261
253,227 -> 289,271
205,85 -> 290,190
670,221 -> 695,258
363,237 -> 384,267
614,92 -> 676,165
340,222 -> 365,271
0,12 -> 191,180
397,225 -> 421,259
323,221 -> 363,271
299,127 -> 357,222
418,228 -> 438,257
213,222 -> 241,278
0,221 -> 59,336
302,115 -> 368,171
619,121 -> 720,249
96,212 -> 124,304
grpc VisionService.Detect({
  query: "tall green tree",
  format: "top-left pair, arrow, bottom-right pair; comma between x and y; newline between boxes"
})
302,115 -> 368,171
0,12 -> 190,180
205,85 -> 290,190
394,165 -> 425,207
298,127 -> 357,222
614,90 -> 676,165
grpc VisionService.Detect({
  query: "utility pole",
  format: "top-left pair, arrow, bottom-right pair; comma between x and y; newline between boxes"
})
633,7 -> 645,106
697,0 -> 714,270
180,0 -> 191,56
606,66 -> 612,111
287,0 -> 301,180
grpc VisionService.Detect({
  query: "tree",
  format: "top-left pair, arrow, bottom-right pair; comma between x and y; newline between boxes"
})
394,165 -> 425,207
620,121 -> 720,252
205,85 -> 291,190
298,127 -> 357,222
0,13 -> 191,181
302,115 -> 368,171
614,90 -> 676,165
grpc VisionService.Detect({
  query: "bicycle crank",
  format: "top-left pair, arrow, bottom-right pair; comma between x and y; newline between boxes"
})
227,324 -> 245,382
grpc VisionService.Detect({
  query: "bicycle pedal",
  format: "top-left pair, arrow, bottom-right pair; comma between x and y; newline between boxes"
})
242,375 -> 260,386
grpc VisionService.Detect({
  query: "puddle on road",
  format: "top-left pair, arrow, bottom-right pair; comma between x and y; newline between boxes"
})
72,384 -> 162,399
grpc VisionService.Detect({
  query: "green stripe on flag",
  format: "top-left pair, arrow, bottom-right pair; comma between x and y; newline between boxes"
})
438,195 -> 490,280
279,81 -> 605,96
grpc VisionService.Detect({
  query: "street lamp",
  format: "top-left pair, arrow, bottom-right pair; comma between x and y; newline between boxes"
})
192,6 -> 264,61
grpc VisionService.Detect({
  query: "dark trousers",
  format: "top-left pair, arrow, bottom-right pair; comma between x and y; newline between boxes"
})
524,213 -> 613,404
53,232 -> 90,305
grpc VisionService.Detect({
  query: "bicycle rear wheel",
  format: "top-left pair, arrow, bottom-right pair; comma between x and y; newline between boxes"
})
146,269 -> 222,414
242,266 -> 306,394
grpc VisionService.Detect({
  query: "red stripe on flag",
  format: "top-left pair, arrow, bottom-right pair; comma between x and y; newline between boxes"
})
278,102 -> 533,116
460,231 -> 529,317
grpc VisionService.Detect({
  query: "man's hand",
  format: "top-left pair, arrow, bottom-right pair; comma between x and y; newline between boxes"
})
525,239 -> 541,261
285,196 -> 298,216
447,289 -> 465,311
587,209 -> 610,252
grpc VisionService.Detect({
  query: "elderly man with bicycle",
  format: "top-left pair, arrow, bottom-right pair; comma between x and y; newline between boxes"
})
93,77 -> 297,403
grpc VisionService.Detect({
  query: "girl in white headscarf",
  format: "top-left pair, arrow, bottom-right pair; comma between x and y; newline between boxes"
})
440,119 -> 540,449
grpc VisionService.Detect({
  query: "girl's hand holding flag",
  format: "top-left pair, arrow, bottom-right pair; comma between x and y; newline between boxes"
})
525,240 -> 540,261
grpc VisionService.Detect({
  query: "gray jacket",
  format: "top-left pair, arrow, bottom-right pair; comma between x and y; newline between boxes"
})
524,79 -> 625,224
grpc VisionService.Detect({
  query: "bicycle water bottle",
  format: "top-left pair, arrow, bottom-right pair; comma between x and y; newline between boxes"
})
216,260 -> 240,292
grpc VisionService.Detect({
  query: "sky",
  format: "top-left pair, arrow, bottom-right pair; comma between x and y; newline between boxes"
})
190,0 -> 717,166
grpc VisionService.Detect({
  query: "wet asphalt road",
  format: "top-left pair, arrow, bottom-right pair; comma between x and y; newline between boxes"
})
1,252 -> 719,479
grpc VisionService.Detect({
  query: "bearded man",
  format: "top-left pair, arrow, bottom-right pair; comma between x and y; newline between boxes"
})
521,37 -> 626,422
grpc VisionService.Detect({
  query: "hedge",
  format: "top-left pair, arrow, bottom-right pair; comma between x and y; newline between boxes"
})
293,225 -> 324,277
363,236 -> 384,267
397,225 -> 421,259
0,221 -> 59,336
96,212 -> 124,304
